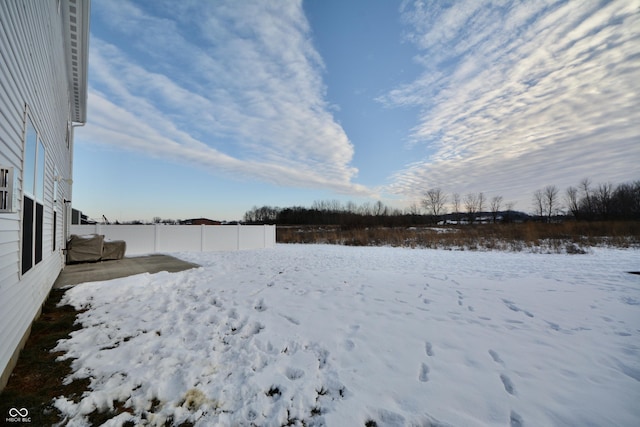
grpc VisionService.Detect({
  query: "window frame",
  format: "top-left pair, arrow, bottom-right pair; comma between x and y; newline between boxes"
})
0,166 -> 14,213
21,109 -> 47,275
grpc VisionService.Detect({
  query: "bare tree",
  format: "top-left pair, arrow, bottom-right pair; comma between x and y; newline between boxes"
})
422,188 -> 447,220
533,189 -> 545,219
452,192 -> 461,223
464,193 -> 479,223
565,186 -> 580,218
612,181 -> 640,219
359,202 -> 372,216
490,195 -> 503,223
477,192 -> 485,217
593,182 -> 614,219
328,199 -> 342,212
345,201 -> 358,214
544,185 -> 559,221
407,202 -> 421,216
580,178 -> 593,218
373,200 -> 388,216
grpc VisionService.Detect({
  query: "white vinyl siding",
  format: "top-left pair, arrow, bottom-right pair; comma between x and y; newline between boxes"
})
0,0 -> 89,389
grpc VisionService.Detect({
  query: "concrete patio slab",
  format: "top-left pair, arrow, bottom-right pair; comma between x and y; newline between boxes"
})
53,254 -> 199,288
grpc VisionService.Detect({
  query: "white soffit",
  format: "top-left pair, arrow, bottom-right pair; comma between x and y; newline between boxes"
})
61,0 -> 90,124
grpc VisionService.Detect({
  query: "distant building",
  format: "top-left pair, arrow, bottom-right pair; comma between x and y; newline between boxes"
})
0,0 -> 90,390
71,208 -> 96,225
181,218 -> 222,226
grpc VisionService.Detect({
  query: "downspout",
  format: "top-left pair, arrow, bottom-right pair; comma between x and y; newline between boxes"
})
64,121 -> 85,246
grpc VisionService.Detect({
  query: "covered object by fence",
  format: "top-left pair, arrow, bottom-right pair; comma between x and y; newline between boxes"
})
70,224 -> 276,255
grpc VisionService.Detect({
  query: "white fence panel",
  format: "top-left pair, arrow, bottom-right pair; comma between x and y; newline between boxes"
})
69,224 -> 275,255
203,226 -> 238,251
156,225 -> 201,252
241,225 -> 267,249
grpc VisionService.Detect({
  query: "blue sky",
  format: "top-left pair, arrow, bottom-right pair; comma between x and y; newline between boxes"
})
74,0 -> 640,222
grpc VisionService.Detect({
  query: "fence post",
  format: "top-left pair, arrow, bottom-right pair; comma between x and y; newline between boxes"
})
154,224 -> 159,252
271,225 -> 275,247
201,224 -> 205,252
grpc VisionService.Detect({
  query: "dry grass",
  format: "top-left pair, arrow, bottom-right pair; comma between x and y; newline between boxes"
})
277,221 -> 640,252
0,289 -> 88,426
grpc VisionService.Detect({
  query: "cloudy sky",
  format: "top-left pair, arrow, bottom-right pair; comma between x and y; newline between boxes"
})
74,0 -> 640,222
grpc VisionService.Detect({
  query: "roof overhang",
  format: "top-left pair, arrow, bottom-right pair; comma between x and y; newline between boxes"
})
61,0 -> 90,124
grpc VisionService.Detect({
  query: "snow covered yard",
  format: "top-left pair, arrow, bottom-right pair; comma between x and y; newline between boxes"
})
54,245 -> 639,426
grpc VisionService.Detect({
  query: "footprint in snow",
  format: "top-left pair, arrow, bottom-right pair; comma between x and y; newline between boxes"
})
500,373 -> 516,395
241,322 -> 264,338
279,314 -> 300,325
284,367 -> 305,381
489,351 -> 516,396
502,299 -> 534,318
419,342 -> 433,382
425,341 -> 434,357
419,363 -> 430,382
310,345 -> 329,369
488,349 -> 503,364
456,290 -> 465,306
545,321 -> 561,331
209,297 -> 223,308
254,299 -> 266,312
510,410 -> 524,427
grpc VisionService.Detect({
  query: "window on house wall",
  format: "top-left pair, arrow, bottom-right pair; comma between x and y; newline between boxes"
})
53,210 -> 57,251
35,139 -> 45,264
0,167 -> 14,212
21,116 -> 46,274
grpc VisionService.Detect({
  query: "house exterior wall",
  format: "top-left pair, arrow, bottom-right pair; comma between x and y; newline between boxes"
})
0,0 -> 89,390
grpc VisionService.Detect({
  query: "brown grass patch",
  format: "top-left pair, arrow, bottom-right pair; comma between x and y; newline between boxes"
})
0,289 -> 88,425
277,221 -> 640,251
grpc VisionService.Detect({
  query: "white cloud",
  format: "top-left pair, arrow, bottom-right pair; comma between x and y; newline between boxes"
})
79,0 -> 372,197
383,0 -> 640,209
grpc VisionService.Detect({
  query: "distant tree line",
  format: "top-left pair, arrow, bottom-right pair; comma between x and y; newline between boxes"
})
562,179 -> 640,221
243,200 -> 417,228
243,178 -> 639,226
